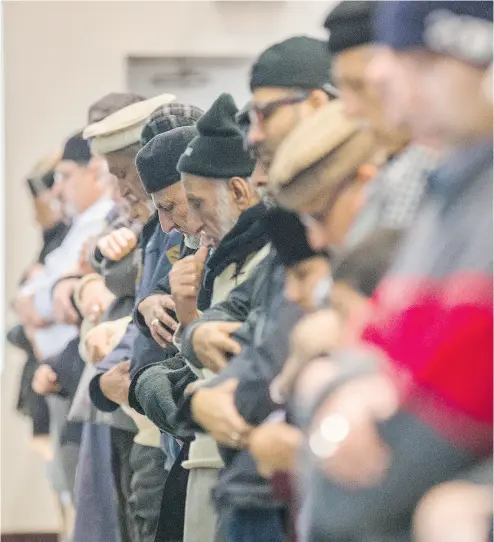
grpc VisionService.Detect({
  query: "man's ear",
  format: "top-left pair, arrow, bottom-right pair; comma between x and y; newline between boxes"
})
87,156 -> 106,178
228,177 -> 254,210
308,89 -> 330,110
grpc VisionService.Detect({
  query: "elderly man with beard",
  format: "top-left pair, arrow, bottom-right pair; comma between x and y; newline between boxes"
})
83,99 -> 203,542
157,39 -> 338,542
179,34 -> 338,390
130,93 -> 270,542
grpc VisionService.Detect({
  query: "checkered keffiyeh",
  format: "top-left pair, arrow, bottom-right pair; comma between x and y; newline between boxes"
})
347,144 -> 436,247
140,103 -> 204,146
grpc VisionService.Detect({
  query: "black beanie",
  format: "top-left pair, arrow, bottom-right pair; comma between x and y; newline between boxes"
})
324,1 -> 377,54
177,93 -> 255,179
136,126 -> 198,195
250,36 -> 336,94
263,207 -> 327,267
61,132 -> 92,165
27,170 -> 55,197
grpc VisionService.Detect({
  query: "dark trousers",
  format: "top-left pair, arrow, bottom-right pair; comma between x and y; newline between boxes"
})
154,443 -> 189,542
227,508 -> 285,542
111,427 -> 136,542
129,443 -> 167,542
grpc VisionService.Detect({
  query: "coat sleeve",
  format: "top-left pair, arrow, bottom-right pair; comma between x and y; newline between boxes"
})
45,337 -> 86,399
88,322 -> 139,412
130,354 -> 197,439
101,249 -> 141,299
180,275 -> 257,369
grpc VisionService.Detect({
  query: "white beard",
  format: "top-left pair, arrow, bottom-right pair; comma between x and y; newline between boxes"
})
214,182 -> 238,242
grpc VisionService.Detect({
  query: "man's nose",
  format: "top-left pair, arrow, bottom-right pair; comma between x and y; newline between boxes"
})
248,121 -> 265,146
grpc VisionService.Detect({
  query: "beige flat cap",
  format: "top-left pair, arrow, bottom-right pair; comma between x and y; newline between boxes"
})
84,93 -> 176,155
269,100 -> 375,210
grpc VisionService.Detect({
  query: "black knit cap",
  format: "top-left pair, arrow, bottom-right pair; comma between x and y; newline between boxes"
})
250,36 -> 336,94
136,126 -> 198,195
263,207 -> 327,267
324,1 -> 377,54
177,93 -> 255,180
61,132 -> 92,165
27,170 -> 56,197
141,103 -> 204,147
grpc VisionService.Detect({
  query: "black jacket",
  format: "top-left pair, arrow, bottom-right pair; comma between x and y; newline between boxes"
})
170,250 -> 303,511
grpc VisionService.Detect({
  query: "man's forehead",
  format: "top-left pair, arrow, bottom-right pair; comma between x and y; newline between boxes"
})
182,174 -> 214,195
105,151 -> 134,170
155,184 -> 182,202
252,87 -> 297,103
335,46 -> 375,74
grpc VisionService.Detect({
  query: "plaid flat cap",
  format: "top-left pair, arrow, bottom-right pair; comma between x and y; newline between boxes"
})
141,103 -> 204,146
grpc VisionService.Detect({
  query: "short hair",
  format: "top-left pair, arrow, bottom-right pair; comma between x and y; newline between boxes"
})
333,228 -> 403,297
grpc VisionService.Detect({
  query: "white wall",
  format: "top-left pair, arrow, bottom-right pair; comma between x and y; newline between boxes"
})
2,0 -> 333,532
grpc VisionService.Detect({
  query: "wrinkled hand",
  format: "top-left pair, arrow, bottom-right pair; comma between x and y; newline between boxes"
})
97,227 -> 137,262
191,321 -> 242,373
308,373 -> 398,487
249,421 -> 303,478
84,323 -> 117,364
52,278 -> 81,325
138,294 -> 178,347
32,364 -> 60,395
169,246 -> 208,326
99,360 -> 131,405
191,379 -> 252,448
276,309 -> 341,398
79,278 -> 115,320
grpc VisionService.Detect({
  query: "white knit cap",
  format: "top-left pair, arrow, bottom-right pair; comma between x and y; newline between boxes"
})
83,93 -> 176,155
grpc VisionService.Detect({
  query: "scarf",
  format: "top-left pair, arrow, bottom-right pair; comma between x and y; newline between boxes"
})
203,202 -> 269,293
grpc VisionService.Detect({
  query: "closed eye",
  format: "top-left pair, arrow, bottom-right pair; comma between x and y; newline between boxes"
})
158,203 -> 174,213
189,198 -> 202,211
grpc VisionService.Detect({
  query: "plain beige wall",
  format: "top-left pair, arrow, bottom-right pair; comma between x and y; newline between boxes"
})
2,0 -> 333,532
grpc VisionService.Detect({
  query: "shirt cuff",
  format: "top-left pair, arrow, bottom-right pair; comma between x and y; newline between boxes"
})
89,372 -> 119,413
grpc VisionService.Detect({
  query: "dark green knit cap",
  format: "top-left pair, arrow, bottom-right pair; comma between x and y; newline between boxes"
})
177,93 -> 255,179
250,36 -> 337,95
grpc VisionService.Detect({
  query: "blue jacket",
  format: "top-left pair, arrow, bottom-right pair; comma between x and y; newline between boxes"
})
89,219 -> 181,413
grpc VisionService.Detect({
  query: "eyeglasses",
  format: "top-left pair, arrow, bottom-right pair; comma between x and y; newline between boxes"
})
248,92 -> 310,126
300,171 -> 362,228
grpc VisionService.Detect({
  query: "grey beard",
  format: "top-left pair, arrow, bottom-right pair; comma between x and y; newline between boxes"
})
215,182 -> 238,241
256,186 -> 277,209
184,234 -> 201,249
